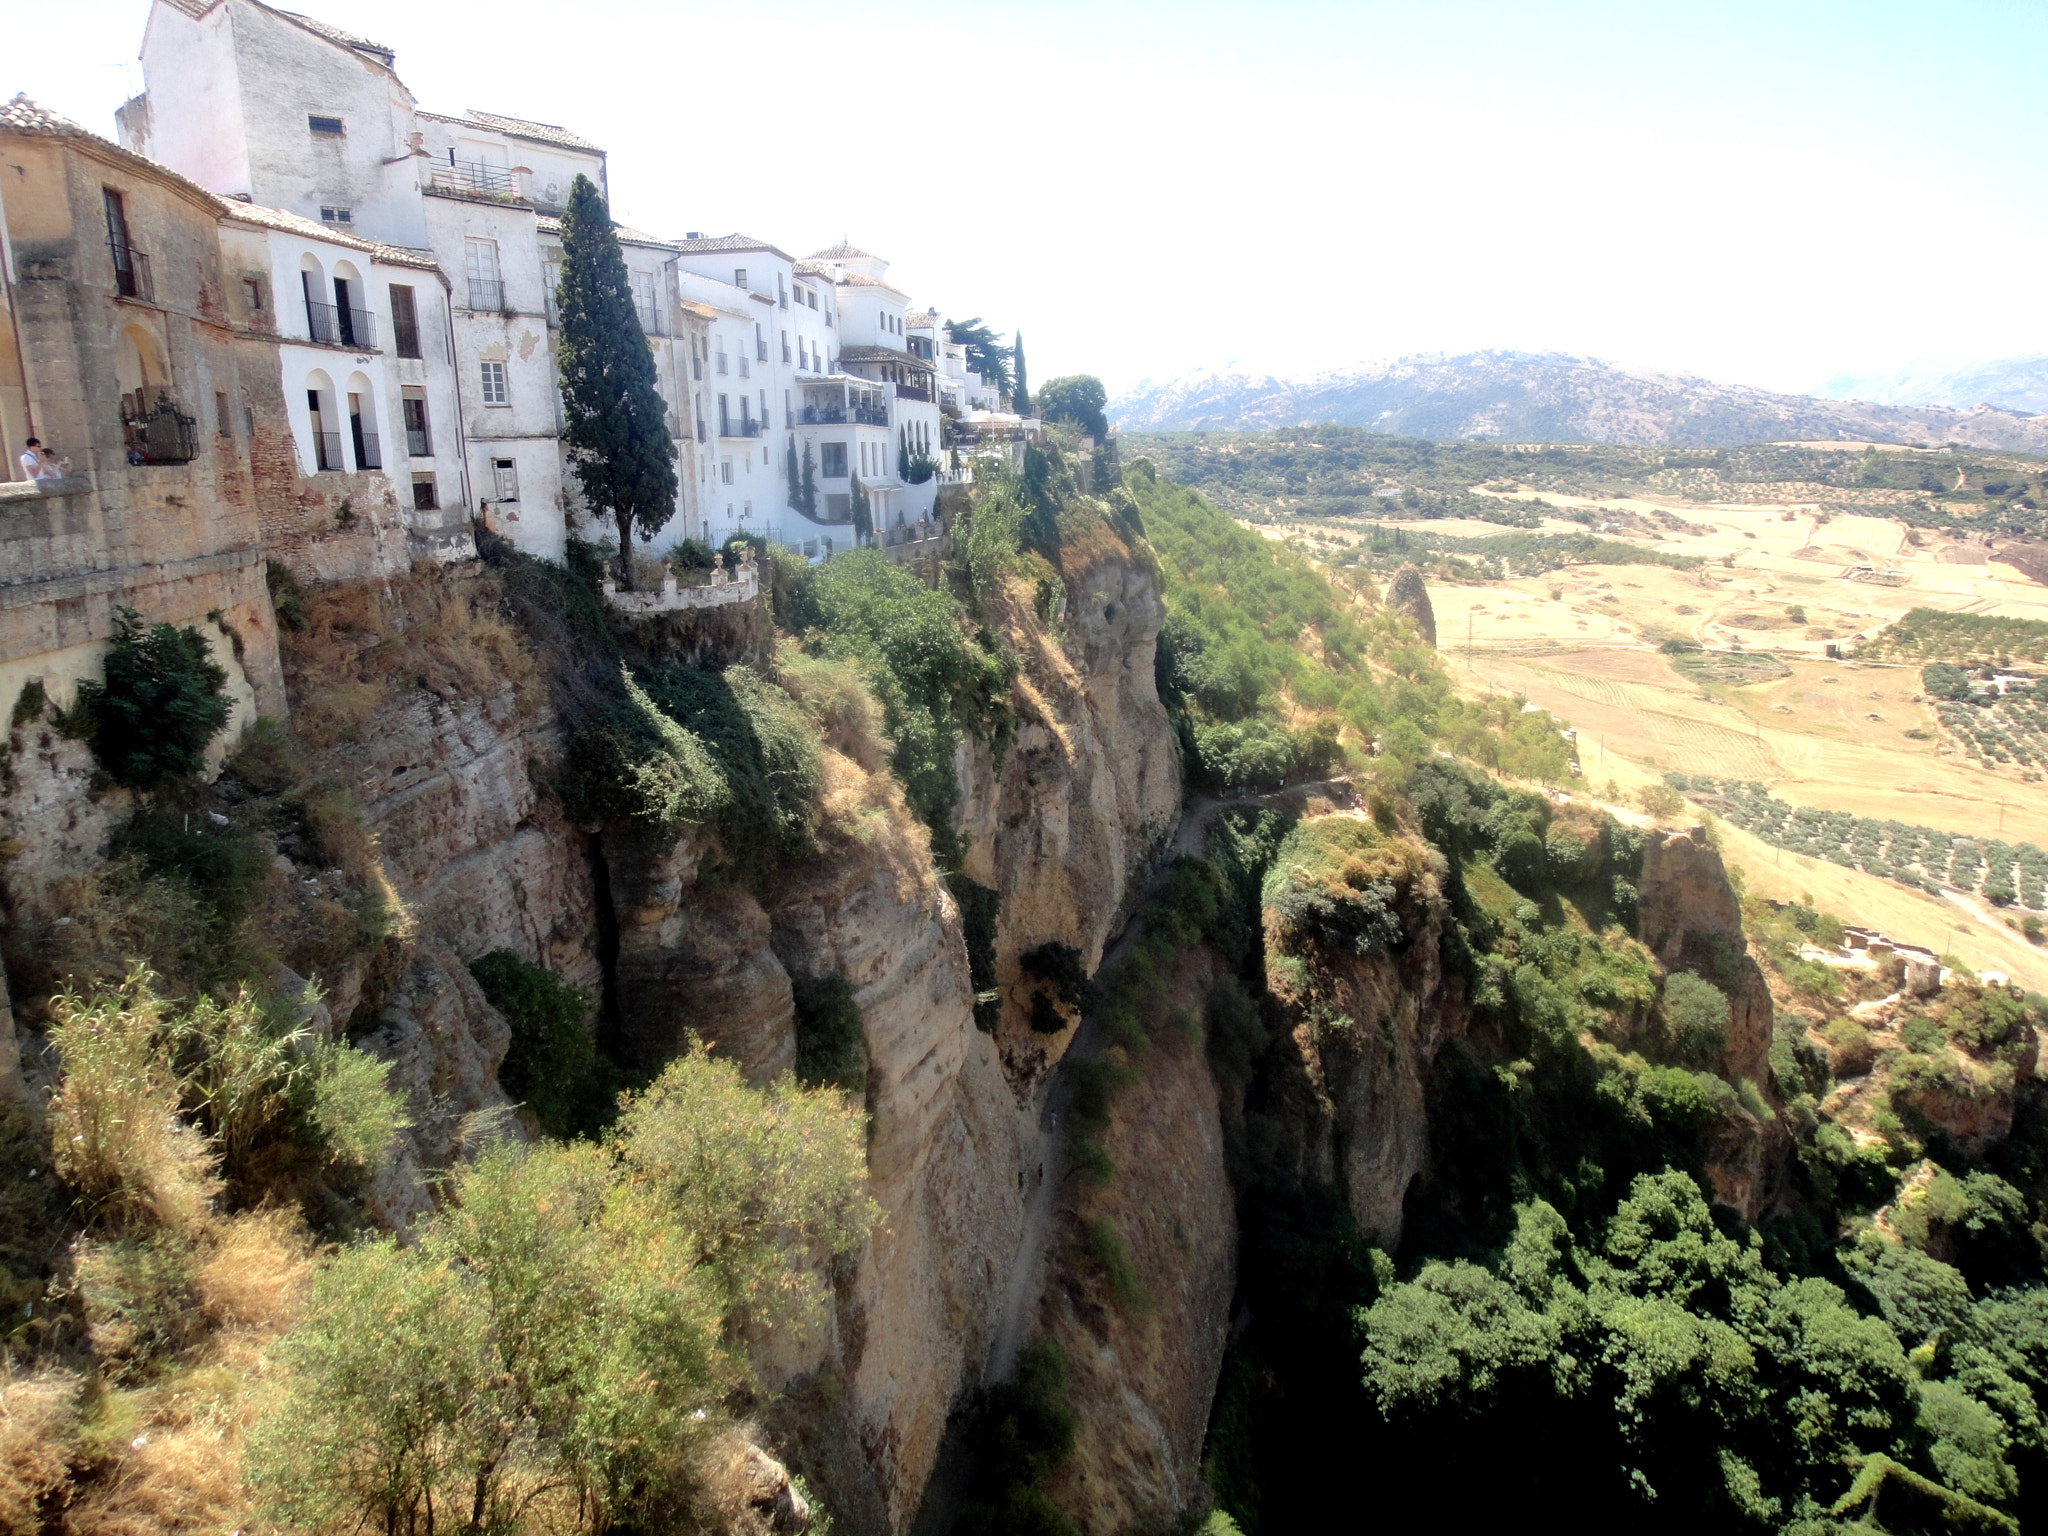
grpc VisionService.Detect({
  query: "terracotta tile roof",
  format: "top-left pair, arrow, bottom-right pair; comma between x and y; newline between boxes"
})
275,8 -> 395,63
535,214 -> 675,251
905,308 -> 938,329
808,241 -> 873,260
159,0 -> 218,17
837,273 -> 904,292
451,108 -> 602,154
793,259 -> 830,276
215,195 -> 444,274
673,232 -> 791,259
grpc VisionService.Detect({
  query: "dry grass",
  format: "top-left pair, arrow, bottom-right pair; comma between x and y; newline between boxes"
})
282,566 -> 542,745
0,1365 -> 80,1536
191,1208 -> 311,1332
47,976 -> 220,1234
776,647 -> 889,774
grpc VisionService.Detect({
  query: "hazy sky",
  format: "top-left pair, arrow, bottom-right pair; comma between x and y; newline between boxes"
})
13,1 -> 2046,396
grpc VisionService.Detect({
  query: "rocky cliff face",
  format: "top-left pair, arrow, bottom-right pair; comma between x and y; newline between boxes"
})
1636,826 -> 1782,1217
1042,950 -> 1236,1532
1259,832 -> 1465,1248
956,529 -> 1181,1089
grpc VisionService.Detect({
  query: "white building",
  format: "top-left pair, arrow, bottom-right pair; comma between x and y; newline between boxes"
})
212,196 -> 470,554
118,0 -> 1004,565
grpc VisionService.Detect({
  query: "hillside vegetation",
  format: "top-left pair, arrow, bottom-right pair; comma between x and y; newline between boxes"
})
1127,428 -> 2048,539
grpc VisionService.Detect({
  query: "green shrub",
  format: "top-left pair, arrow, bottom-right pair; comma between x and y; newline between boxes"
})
639,664 -> 823,864
956,1341 -> 1081,1536
1082,1216 -> 1150,1312
467,950 -> 602,1140
560,669 -> 729,832
74,607 -> 232,790
266,559 -> 307,632
790,970 -> 867,1096
1020,942 -> 1087,1008
299,1038 -> 409,1175
1028,990 -> 1066,1035
1206,975 -> 1268,1087
1661,971 -> 1730,1068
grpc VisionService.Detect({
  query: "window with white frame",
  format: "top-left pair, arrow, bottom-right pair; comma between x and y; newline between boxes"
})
492,457 -> 519,501
721,458 -> 733,484
480,361 -> 509,406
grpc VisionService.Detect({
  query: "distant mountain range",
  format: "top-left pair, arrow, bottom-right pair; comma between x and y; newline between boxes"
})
1110,351 -> 2048,452
1817,356 -> 2048,416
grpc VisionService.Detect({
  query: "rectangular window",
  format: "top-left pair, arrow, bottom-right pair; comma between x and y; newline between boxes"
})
721,458 -> 734,485
821,442 -> 847,479
411,476 -> 439,511
308,114 -> 345,136
402,389 -> 431,456
242,276 -> 264,313
691,338 -> 702,381
808,290 -> 817,310
739,352 -> 749,380
319,206 -> 352,225
718,393 -> 730,434
631,270 -> 657,333
778,275 -> 787,308
480,360 -> 508,406
389,284 -> 421,358
216,392 -> 232,438
492,457 -> 519,501
756,323 -> 767,363
103,187 -> 146,300
716,340 -> 727,376
464,239 -> 503,311
734,268 -> 747,290
781,331 -> 791,365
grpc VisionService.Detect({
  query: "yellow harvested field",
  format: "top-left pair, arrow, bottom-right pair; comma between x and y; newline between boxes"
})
1712,818 -> 2048,994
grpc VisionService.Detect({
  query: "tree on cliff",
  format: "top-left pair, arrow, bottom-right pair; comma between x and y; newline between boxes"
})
1038,375 -> 1109,441
555,173 -> 677,589
946,316 -> 1011,395
1011,331 -> 1030,415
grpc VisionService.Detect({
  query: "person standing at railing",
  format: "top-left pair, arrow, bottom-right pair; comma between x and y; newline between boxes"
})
18,437 -> 70,481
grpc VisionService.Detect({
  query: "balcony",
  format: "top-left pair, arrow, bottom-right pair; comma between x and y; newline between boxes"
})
719,417 -> 764,439
894,379 -> 933,403
312,430 -> 345,473
799,402 -> 888,427
304,300 -> 378,349
120,393 -> 197,464
109,240 -> 153,302
636,304 -> 666,337
352,428 -> 383,471
428,158 -> 521,199
406,425 -> 432,458
468,278 -> 507,312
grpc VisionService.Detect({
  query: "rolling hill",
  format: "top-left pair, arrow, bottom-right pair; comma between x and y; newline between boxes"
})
1110,350 -> 2048,451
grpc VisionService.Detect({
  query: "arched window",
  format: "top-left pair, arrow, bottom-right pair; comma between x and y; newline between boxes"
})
343,369 -> 380,469
305,367 -> 340,472
331,259 -> 370,348
299,252 -> 332,342
115,324 -> 167,422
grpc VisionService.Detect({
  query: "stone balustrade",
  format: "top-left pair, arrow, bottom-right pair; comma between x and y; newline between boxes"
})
601,549 -> 760,614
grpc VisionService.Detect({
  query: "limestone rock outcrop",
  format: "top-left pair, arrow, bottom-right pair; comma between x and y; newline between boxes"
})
1261,835 -> 1464,1248
1637,826 -> 1774,1087
956,529 -> 1180,1088
1044,951 -> 1236,1531
1385,563 -> 1437,647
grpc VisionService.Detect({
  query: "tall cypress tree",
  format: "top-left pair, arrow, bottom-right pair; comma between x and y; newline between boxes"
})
555,174 -> 677,588
786,437 -> 801,510
1011,332 -> 1030,416
800,441 -> 818,517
